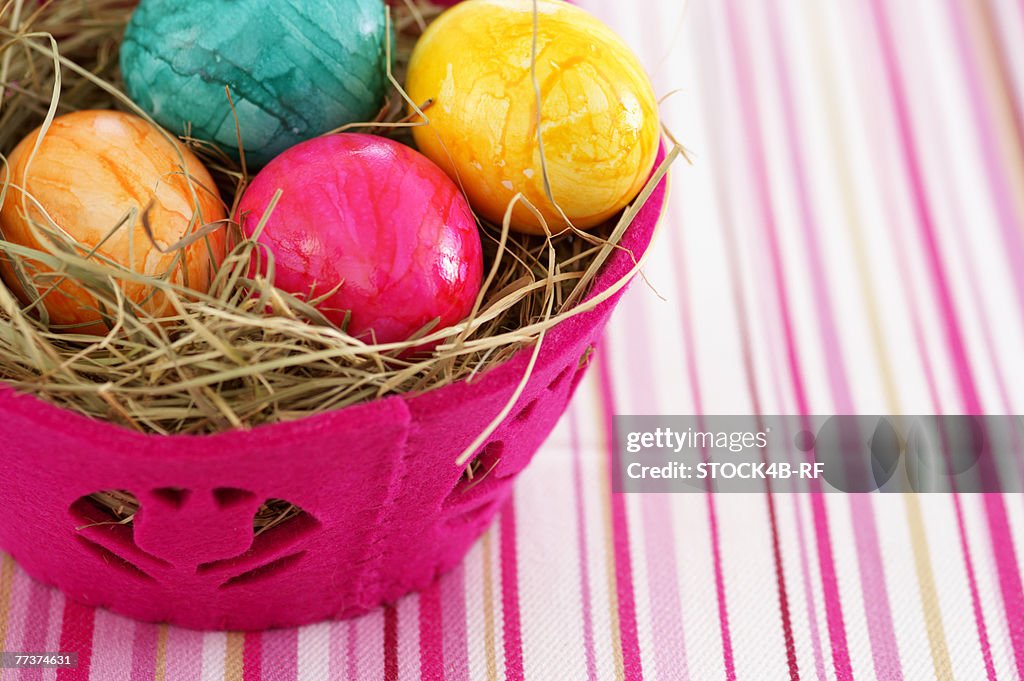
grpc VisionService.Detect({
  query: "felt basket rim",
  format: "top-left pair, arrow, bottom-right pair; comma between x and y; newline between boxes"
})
0,143 -> 669,446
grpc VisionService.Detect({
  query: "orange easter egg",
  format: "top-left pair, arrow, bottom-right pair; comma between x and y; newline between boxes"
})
0,110 -> 226,334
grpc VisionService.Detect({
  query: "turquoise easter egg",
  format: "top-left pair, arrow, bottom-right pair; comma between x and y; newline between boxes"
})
120,0 -> 391,167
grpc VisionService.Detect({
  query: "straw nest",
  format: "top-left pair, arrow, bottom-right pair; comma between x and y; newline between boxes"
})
0,0 -> 679,443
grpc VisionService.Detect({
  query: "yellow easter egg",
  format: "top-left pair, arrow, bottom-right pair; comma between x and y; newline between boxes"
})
0,110 -> 226,334
406,0 -> 660,235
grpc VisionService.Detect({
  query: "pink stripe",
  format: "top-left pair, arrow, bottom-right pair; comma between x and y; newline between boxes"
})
865,1 -> 1024,675
906,312 -> 1001,679
596,350 -> 644,680
346,620 -> 359,681
418,578 -> 445,679
638,495 -> 689,680
764,491 -> 799,681
45,592 -> 66,675
697,61 -> 823,681
758,10 -> 854,420
663,237 -> 744,681
499,499 -> 525,681
618,307 -> 660,416
705,486 -> 737,681
18,581 -> 52,681
383,604 -> 398,681
698,234 -> 802,681
328,620 -> 345,680
981,492 -> 1024,676
697,256 -> 807,670
938,0 -> 1024,497
927,0 -> 1022,474
718,1 -> 853,677
665,222 -> 740,680
943,0 -> 1024,315
440,563 -> 470,681
737,217 -> 828,681
866,82 -> 999,679
863,0 -> 980,412
261,628 -> 297,680
161,625 -> 204,681
951,493 -> 1000,680
806,497 -> 852,680
788,499 -> 827,681
128,623 -> 159,681
55,601 -> 93,681
243,632 -> 262,681
613,207 -> 689,678
4,574 -> 31,655
758,4 -> 904,678
569,409 -> 599,681
848,494 -> 904,674
880,192 -> 999,679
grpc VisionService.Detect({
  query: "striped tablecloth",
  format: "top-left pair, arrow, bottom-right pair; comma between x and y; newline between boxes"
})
3,0 -> 1024,679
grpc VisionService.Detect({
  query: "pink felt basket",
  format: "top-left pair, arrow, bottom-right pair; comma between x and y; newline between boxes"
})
0,0 -> 667,627
0,146 -> 666,629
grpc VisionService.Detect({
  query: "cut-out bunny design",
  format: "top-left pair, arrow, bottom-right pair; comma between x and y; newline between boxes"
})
71,487 -> 318,590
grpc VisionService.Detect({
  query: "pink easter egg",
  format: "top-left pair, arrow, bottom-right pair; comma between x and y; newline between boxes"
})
237,133 -> 483,346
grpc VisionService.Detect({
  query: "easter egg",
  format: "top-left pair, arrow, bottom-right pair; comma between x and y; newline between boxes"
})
0,110 -> 227,334
406,0 -> 660,235
236,133 -> 483,345
120,0 -> 392,168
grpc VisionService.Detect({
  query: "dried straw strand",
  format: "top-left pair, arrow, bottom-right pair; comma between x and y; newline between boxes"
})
0,0 -> 680,441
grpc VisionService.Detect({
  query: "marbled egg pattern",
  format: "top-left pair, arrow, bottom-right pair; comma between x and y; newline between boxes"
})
237,134 -> 483,345
121,0 -> 391,167
406,0 -> 660,234
0,110 -> 226,334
